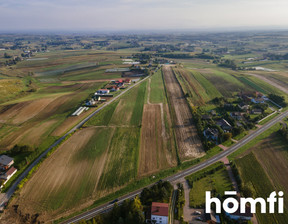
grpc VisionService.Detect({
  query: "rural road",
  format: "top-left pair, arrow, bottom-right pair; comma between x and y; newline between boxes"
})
61,110 -> 288,224
0,75 -> 150,209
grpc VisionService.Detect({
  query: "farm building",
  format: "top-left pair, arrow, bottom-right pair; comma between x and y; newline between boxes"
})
72,107 -> 87,116
0,166 -> 17,186
96,89 -> 110,95
0,155 -> 14,170
150,202 -> 169,224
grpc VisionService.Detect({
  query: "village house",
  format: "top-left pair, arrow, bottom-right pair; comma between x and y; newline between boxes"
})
238,102 -> 250,111
110,86 -> 120,92
251,108 -> 263,114
203,128 -> 219,142
95,89 -> 110,95
251,97 -> 265,104
230,112 -> 244,120
210,110 -> 217,116
124,78 -> 131,84
0,155 -> 14,170
85,99 -> 96,106
150,202 -> 169,224
201,114 -> 212,120
216,119 -> 232,131
0,166 -> 17,186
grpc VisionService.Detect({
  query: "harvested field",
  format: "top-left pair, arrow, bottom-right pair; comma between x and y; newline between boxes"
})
11,127 -> 114,221
138,104 -> 177,176
162,66 -> 204,160
1,119 -> 59,149
0,82 -> 104,148
0,98 -> 55,124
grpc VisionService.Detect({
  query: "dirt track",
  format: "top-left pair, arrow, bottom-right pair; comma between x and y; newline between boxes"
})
162,66 -> 204,159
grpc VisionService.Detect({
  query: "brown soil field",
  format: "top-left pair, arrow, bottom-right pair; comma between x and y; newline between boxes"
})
138,104 -> 176,176
0,82 -> 100,148
162,66 -> 204,160
0,98 -> 55,125
8,127 -> 113,222
20,119 -> 58,146
0,120 -> 57,150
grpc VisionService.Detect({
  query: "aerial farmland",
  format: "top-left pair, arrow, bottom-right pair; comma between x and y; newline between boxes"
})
0,32 -> 288,224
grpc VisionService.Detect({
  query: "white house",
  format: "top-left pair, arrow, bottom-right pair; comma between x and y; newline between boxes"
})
151,202 -> 169,224
95,89 -> 110,95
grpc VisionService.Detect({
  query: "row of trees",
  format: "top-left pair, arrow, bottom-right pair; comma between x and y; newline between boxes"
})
268,94 -> 287,107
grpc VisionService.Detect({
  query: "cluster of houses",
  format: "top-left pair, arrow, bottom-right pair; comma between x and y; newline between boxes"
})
203,91 -> 271,144
238,91 -> 268,104
0,155 -> 17,188
72,79 -> 134,116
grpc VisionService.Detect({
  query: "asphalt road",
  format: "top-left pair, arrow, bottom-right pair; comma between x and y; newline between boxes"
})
0,75 -> 150,208
61,110 -> 288,224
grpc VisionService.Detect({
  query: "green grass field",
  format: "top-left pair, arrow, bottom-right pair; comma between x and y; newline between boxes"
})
186,162 -> 233,208
150,70 -> 166,104
109,81 -> 147,126
190,70 -> 222,100
0,79 -> 27,103
97,127 -> 140,191
237,77 -> 267,94
201,70 -> 251,97
86,101 -> 119,126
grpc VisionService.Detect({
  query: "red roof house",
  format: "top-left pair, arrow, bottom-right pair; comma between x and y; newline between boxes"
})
151,202 -> 169,224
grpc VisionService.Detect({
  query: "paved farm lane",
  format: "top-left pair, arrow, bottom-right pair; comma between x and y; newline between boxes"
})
162,65 -> 204,159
